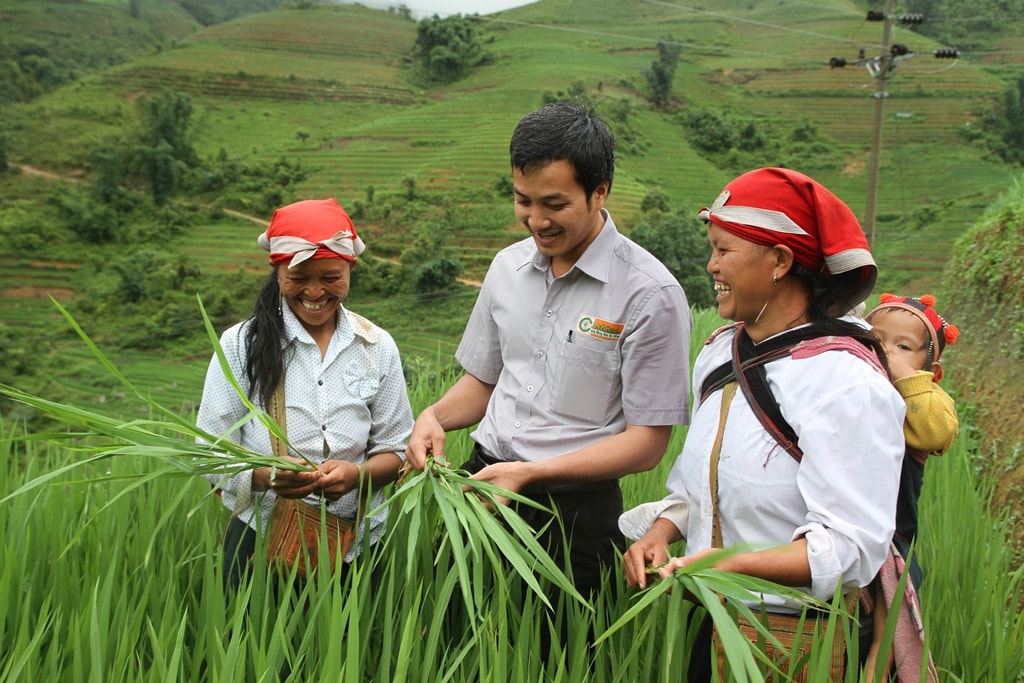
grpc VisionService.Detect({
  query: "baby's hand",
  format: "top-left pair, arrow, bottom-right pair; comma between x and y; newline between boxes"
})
887,354 -> 917,381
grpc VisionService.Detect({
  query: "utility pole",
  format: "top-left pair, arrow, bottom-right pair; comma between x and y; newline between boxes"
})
831,10 -> 955,249
864,0 -> 895,250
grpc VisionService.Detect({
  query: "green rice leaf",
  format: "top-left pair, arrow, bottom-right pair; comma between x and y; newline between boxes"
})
0,298 -> 331,524
381,459 -> 590,618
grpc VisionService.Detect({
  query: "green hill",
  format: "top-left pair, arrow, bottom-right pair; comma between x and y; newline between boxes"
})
6,1 -> 1019,282
0,0 -> 291,104
2,0 -> 1022,413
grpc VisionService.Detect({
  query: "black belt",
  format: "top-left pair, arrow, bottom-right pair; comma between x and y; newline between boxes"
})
465,444 -> 618,495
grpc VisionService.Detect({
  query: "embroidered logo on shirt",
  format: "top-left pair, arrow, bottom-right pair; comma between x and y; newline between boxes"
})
577,315 -> 624,342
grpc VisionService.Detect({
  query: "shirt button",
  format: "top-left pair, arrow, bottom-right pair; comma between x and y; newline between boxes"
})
321,424 -> 327,431
318,379 -> 324,386
526,385 -> 534,392
514,421 -> 521,428
545,309 -> 552,317
535,350 -> 543,358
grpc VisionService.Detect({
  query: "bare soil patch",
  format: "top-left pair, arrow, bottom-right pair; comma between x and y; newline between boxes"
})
4,286 -> 74,301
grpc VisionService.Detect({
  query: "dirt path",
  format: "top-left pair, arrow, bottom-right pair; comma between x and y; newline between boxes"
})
20,164 -> 78,181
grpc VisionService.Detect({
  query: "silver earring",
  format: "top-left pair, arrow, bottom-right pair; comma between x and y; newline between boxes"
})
772,274 -> 778,286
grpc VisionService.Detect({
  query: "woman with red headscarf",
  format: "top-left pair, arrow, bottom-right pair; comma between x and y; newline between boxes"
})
198,198 -> 413,590
620,168 -> 906,679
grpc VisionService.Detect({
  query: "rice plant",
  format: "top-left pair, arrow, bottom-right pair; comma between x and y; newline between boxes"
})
1,304 -> 1022,681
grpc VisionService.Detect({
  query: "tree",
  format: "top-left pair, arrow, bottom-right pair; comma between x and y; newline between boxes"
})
400,221 -> 463,298
89,147 -> 125,205
402,175 -> 417,201
110,250 -> 158,304
413,14 -> 487,83
415,258 -> 463,299
999,77 -> 1024,164
130,90 -> 197,204
135,90 -> 197,167
0,321 -> 35,418
977,77 -> 1024,165
52,184 -> 119,244
134,139 -> 185,206
681,107 -> 736,153
644,36 -> 682,109
640,189 -> 671,214
629,209 -> 715,310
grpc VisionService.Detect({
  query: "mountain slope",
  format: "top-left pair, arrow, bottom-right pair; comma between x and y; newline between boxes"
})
8,0 -> 1018,291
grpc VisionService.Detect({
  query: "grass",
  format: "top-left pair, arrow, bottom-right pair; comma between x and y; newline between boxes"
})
1,5 -> 1023,673
0,306 -> 1021,680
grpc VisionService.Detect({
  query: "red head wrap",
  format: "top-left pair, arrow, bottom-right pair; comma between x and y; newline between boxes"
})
258,198 -> 365,268
698,168 -> 877,314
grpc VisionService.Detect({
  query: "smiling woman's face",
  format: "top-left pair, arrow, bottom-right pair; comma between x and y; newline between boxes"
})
277,258 -> 352,336
705,223 -> 777,324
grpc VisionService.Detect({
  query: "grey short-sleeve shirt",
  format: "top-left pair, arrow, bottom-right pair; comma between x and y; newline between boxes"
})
456,211 -> 692,462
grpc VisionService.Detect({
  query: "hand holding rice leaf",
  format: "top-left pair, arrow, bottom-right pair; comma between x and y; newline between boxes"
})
595,550 -> 850,683
0,296 -> 316,506
381,457 -> 590,619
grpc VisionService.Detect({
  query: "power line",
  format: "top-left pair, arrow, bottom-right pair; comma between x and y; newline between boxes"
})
639,0 -> 868,46
474,4 -> 1023,68
826,6 -> 973,248
864,0 -> 896,251
341,0 -> 1024,64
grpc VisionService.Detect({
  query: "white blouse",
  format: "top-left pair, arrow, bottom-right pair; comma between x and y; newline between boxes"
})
197,304 -> 413,560
635,325 -> 905,603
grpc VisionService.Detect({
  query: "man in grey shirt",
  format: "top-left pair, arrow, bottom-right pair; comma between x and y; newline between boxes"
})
406,101 -> 692,595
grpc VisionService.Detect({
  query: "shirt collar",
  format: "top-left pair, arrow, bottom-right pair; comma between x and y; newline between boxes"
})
280,302 -> 353,349
528,210 -> 617,284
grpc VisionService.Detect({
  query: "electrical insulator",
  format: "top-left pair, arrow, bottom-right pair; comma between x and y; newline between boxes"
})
867,10 -> 885,21
890,44 -> 910,56
934,47 -> 959,59
830,57 -> 847,69
900,13 -> 925,25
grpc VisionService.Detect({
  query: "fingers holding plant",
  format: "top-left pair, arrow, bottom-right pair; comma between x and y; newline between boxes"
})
316,460 -> 362,500
623,536 -> 671,588
465,461 -> 531,508
262,455 -> 322,498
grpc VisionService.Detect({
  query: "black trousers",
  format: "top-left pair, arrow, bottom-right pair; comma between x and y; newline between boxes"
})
222,515 -> 259,592
462,444 -> 625,597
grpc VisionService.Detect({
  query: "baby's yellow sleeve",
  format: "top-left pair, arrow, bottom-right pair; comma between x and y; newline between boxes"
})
895,370 -> 959,455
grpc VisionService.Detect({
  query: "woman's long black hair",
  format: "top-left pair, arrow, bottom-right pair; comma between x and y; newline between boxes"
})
790,262 -> 892,378
244,269 -> 286,408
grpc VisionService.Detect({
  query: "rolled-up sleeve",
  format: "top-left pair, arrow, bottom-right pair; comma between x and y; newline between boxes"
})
792,376 -> 906,599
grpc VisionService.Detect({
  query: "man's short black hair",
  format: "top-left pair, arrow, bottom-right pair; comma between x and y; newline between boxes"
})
509,100 -> 615,201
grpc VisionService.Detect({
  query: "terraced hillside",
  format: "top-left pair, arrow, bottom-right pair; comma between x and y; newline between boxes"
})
2,0 -> 1022,410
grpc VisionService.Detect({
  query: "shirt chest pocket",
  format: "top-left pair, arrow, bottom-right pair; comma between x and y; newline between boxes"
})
550,338 -> 621,424
343,369 -> 380,401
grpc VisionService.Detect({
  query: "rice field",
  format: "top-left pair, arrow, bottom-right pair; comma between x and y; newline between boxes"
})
1,307 -> 1022,681
4,0 -> 1019,302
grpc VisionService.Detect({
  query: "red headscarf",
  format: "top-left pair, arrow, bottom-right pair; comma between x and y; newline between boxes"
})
258,198 -> 365,268
699,168 -> 877,313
